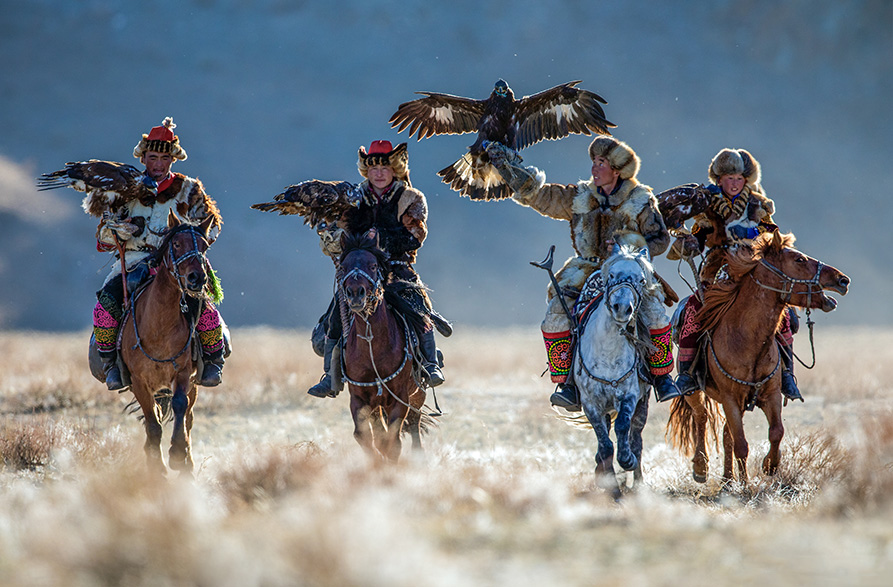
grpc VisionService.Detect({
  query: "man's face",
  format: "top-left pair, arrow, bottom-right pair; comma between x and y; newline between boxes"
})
719,173 -> 746,198
141,150 -> 174,181
367,164 -> 395,192
591,156 -> 620,190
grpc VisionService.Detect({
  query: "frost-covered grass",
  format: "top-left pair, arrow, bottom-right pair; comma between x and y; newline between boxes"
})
0,327 -> 891,586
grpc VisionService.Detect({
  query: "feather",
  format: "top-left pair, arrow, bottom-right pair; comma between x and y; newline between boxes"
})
390,80 -> 615,200
37,160 -> 152,217
251,179 -> 359,228
656,183 -> 713,230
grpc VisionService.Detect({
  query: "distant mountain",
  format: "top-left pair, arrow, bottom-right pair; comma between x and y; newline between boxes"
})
1,0 -> 889,330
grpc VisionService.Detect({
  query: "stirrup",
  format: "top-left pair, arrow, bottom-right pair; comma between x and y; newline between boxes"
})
105,365 -> 125,391
199,362 -> 223,387
424,363 -> 445,387
550,384 -> 581,411
781,370 -> 803,402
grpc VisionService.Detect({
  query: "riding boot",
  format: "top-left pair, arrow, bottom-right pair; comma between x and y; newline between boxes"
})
419,328 -> 445,387
308,337 -> 342,398
778,342 -> 803,402
199,350 -> 224,387
550,383 -> 581,412
653,374 -> 683,402
674,360 -> 700,396
99,349 -> 125,391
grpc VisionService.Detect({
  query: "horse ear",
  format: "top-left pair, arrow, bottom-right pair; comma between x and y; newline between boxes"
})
636,247 -> 651,262
611,242 -> 622,256
198,214 -> 215,238
167,209 -> 180,229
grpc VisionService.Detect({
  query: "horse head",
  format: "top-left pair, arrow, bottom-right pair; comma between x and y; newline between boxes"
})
602,244 -> 654,326
752,230 -> 850,312
159,210 -> 212,297
339,228 -> 388,317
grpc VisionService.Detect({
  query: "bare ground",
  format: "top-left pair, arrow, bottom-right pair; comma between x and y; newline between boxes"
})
0,326 -> 891,586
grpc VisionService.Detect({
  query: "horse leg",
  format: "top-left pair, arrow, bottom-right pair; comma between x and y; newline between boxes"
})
168,372 -> 193,474
721,400 -> 749,484
688,391 -> 710,483
613,394 -> 639,472
381,404 -> 409,463
370,408 -> 391,460
131,379 -> 166,475
584,404 -> 619,497
629,392 -> 649,486
761,397 -> 784,476
350,397 -> 377,458
405,391 -> 424,453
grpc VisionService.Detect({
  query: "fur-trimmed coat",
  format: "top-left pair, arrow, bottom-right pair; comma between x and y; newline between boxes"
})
321,180 -> 428,264
512,177 -> 670,298
96,172 -> 222,283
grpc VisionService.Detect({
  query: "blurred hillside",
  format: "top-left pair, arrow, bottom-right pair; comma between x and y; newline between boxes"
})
1,0 -> 890,330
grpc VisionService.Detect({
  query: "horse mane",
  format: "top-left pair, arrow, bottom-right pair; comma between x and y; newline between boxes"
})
698,231 -> 796,332
601,244 -> 661,298
339,230 -> 390,270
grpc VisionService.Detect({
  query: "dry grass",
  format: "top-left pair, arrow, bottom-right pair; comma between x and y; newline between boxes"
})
0,327 -> 891,586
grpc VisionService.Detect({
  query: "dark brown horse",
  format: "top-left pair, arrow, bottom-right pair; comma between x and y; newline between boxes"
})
338,229 -> 428,462
667,231 -> 849,484
118,212 -> 215,475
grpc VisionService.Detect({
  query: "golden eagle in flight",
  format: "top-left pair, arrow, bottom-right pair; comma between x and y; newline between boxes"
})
37,159 -> 152,217
389,79 -> 616,201
251,180 -> 360,229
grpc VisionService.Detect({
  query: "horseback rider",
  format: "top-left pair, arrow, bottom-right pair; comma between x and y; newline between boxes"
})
309,140 -> 447,398
92,117 -> 226,390
668,148 -> 802,401
486,137 -> 683,411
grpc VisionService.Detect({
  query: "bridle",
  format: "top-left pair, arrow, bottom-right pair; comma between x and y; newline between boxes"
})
130,224 -> 209,370
338,263 -> 384,320
752,256 -> 824,306
163,224 -> 210,301
604,273 -> 643,324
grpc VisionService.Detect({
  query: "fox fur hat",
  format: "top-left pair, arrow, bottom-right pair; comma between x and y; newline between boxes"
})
708,148 -> 761,187
357,140 -> 410,185
133,117 -> 187,161
588,136 -> 640,180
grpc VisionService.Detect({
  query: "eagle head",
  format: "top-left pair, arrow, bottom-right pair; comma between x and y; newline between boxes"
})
493,79 -> 512,99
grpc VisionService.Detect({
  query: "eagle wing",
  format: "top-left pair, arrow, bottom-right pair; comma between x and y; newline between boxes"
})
656,183 -> 713,230
389,92 -> 487,140
513,81 -> 616,150
36,160 -> 149,217
251,180 -> 358,228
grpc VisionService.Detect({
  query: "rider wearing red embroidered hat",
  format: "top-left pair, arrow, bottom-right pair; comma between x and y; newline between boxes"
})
92,117 -> 227,390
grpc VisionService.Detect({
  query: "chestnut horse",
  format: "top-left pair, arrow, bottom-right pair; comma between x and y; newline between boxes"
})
667,231 -> 849,484
338,230 -> 429,462
118,212 -> 215,475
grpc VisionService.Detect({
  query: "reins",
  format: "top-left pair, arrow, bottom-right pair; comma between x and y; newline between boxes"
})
129,224 -> 208,370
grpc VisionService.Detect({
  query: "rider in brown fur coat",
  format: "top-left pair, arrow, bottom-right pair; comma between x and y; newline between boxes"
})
486,137 -> 682,410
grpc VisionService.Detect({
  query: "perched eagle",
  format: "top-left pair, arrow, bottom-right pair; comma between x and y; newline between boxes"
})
37,159 -> 152,217
251,180 -> 360,229
656,183 -> 715,231
389,79 -> 616,200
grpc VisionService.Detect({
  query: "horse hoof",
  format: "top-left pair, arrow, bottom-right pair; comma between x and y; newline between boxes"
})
618,454 -> 638,471
692,471 -> 707,484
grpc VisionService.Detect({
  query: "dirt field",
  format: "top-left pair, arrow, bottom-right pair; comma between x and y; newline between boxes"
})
0,326 -> 891,586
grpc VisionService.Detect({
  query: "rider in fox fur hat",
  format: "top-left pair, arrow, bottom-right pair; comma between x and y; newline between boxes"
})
484,136 -> 681,410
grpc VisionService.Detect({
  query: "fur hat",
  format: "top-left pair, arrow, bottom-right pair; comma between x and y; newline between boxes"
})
133,117 -> 187,161
357,140 -> 410,184
708,148 -> 761,187
588,136 -> 640,180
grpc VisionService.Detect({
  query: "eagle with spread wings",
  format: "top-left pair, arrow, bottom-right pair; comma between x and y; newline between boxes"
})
251,179 -> 360,229
389,79 -> 616,201
37,159 -> 153,217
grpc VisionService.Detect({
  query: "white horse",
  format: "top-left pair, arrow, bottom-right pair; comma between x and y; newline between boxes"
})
573,244 -> 659,495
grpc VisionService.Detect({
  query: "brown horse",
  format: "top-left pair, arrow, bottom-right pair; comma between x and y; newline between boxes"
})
338,229 -> 429,462
667,231 -> 849,484
118,212 -> 215,475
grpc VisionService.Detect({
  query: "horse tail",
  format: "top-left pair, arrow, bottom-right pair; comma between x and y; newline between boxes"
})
665,395 -> 723,456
